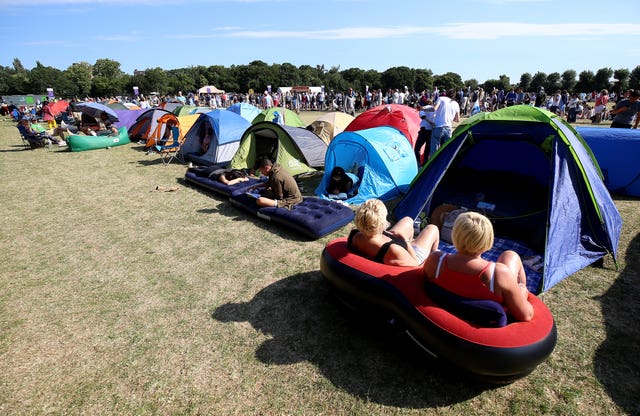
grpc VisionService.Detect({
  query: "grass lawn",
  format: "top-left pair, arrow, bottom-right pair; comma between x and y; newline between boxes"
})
0,111 -> 638,415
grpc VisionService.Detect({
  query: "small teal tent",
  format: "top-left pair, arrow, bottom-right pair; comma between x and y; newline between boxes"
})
394,106 -> 622,294
227,102 -> 262,123
180,110 -> 251,166
315,126 -> 418,205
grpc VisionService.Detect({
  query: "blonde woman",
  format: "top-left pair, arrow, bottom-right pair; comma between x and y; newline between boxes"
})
347,199 -> 439,267
423,211 -> 534,322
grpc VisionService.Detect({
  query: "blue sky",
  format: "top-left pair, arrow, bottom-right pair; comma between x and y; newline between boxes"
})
1,0 -> 639,85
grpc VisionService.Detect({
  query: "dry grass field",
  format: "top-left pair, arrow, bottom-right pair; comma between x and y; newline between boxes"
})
0,111 -> 638,415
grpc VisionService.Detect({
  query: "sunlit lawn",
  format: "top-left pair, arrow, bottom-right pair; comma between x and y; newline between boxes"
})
0,111 -> 637,415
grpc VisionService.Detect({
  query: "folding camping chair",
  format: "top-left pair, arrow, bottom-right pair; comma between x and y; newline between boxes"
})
19,132 -> 33,150
17,122 -> 49,150
154,125 -> 184,165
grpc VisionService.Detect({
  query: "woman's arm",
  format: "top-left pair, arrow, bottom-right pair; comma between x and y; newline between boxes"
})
422,251 -> 443,279
384,244 -> 420,267
494,263 -> 534,321
224,177 -> 249,186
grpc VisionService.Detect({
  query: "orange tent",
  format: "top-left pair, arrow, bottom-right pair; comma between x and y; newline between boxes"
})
145,113 -> 183,148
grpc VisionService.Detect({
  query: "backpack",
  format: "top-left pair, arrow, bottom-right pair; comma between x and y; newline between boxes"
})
441,208 -> 468,244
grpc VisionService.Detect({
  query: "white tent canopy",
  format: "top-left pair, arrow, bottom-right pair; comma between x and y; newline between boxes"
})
277,86 -> 323,95
198,85 -> 225,94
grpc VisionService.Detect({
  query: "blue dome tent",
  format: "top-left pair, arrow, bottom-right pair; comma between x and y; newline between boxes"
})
180,109 -> 251,166
227,102 -> 262,123
315,126 -> 418,205
575,126 -> 640,197
394,106 -> 622,294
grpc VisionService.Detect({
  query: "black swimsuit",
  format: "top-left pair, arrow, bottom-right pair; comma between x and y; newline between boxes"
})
347,229 -> 408,263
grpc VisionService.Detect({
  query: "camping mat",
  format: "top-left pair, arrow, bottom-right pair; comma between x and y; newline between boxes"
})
184,170 -> 262,197
438,238 -> 543,294
229,193 -> 355,240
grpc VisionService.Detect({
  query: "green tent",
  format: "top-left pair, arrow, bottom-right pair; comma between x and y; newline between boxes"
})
229,121 -> 327,176
252,107 -> 305,127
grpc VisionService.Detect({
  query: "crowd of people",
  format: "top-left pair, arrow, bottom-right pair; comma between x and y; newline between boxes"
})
5,82 -> 638,156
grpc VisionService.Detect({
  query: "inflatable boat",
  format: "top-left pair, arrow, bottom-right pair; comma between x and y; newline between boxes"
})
67,127 -> 130,152
320,238 -> 557,383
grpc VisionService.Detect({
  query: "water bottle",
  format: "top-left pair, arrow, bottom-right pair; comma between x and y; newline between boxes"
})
413,217 -> 422,236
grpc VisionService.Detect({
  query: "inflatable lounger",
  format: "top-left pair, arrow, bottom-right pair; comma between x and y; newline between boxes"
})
229,191 -> 354,240
320,237 -> 557,384
67,127 -> 130,152
184,169 -> 263,197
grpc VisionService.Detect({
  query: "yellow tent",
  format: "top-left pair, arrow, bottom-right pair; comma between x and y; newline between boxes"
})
177,113 -> 200,138
308,112 -> 355,144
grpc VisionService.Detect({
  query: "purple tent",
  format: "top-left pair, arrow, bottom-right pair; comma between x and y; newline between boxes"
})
114,109 -> 145,129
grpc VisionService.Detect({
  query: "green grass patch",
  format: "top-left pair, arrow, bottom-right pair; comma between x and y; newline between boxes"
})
0,112 -> 637,415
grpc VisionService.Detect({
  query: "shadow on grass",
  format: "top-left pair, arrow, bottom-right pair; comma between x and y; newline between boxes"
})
135,157 -> 177,167
0,145 -> 30,152
212,271 -> 492,408
594,231 -> 640,415
199,200 -> 313,242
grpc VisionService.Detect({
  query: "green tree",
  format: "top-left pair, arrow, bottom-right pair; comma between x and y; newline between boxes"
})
26,62 -> 53,95
275,63 -> 300,88
66,62 -> 93,97
530,71 -> 547,92
561,70 -> 577,92
297,64 -> 323,86
141,67 -> 169,95
0,65 -> 10,93
546,72 -> 562,92
575,70 -> 595,93
464,78 -> 479,91
202,65 -> 233,91
323,65 -> 344,92
519,72 -> 532,91
381,66 -> 415,92
414,69 -> 434,93
8,58 -> 29,94
482,75 -> 510,92
433,72 -> 464,91
12,58 -> 26,73
165,68 -> 198,95
629,65 -> 640,90
185,65 -> 209,91
612,68 -> 630,94
341,67 -> 367,92
593,67 -> 613,92
240,60 -> 276,92
362,69 -> 382,92
91,58 -> 125,96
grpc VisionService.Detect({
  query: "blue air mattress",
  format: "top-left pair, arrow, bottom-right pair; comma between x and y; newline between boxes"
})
576,126 -> 640,197
229,191 -> 354,239
184,170 -> 262,197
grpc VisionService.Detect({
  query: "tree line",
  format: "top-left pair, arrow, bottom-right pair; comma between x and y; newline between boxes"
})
2,58 -> 640,99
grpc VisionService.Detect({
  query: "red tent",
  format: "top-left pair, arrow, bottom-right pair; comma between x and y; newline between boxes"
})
345,104 -> 421,147
48,100 -> 69,116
